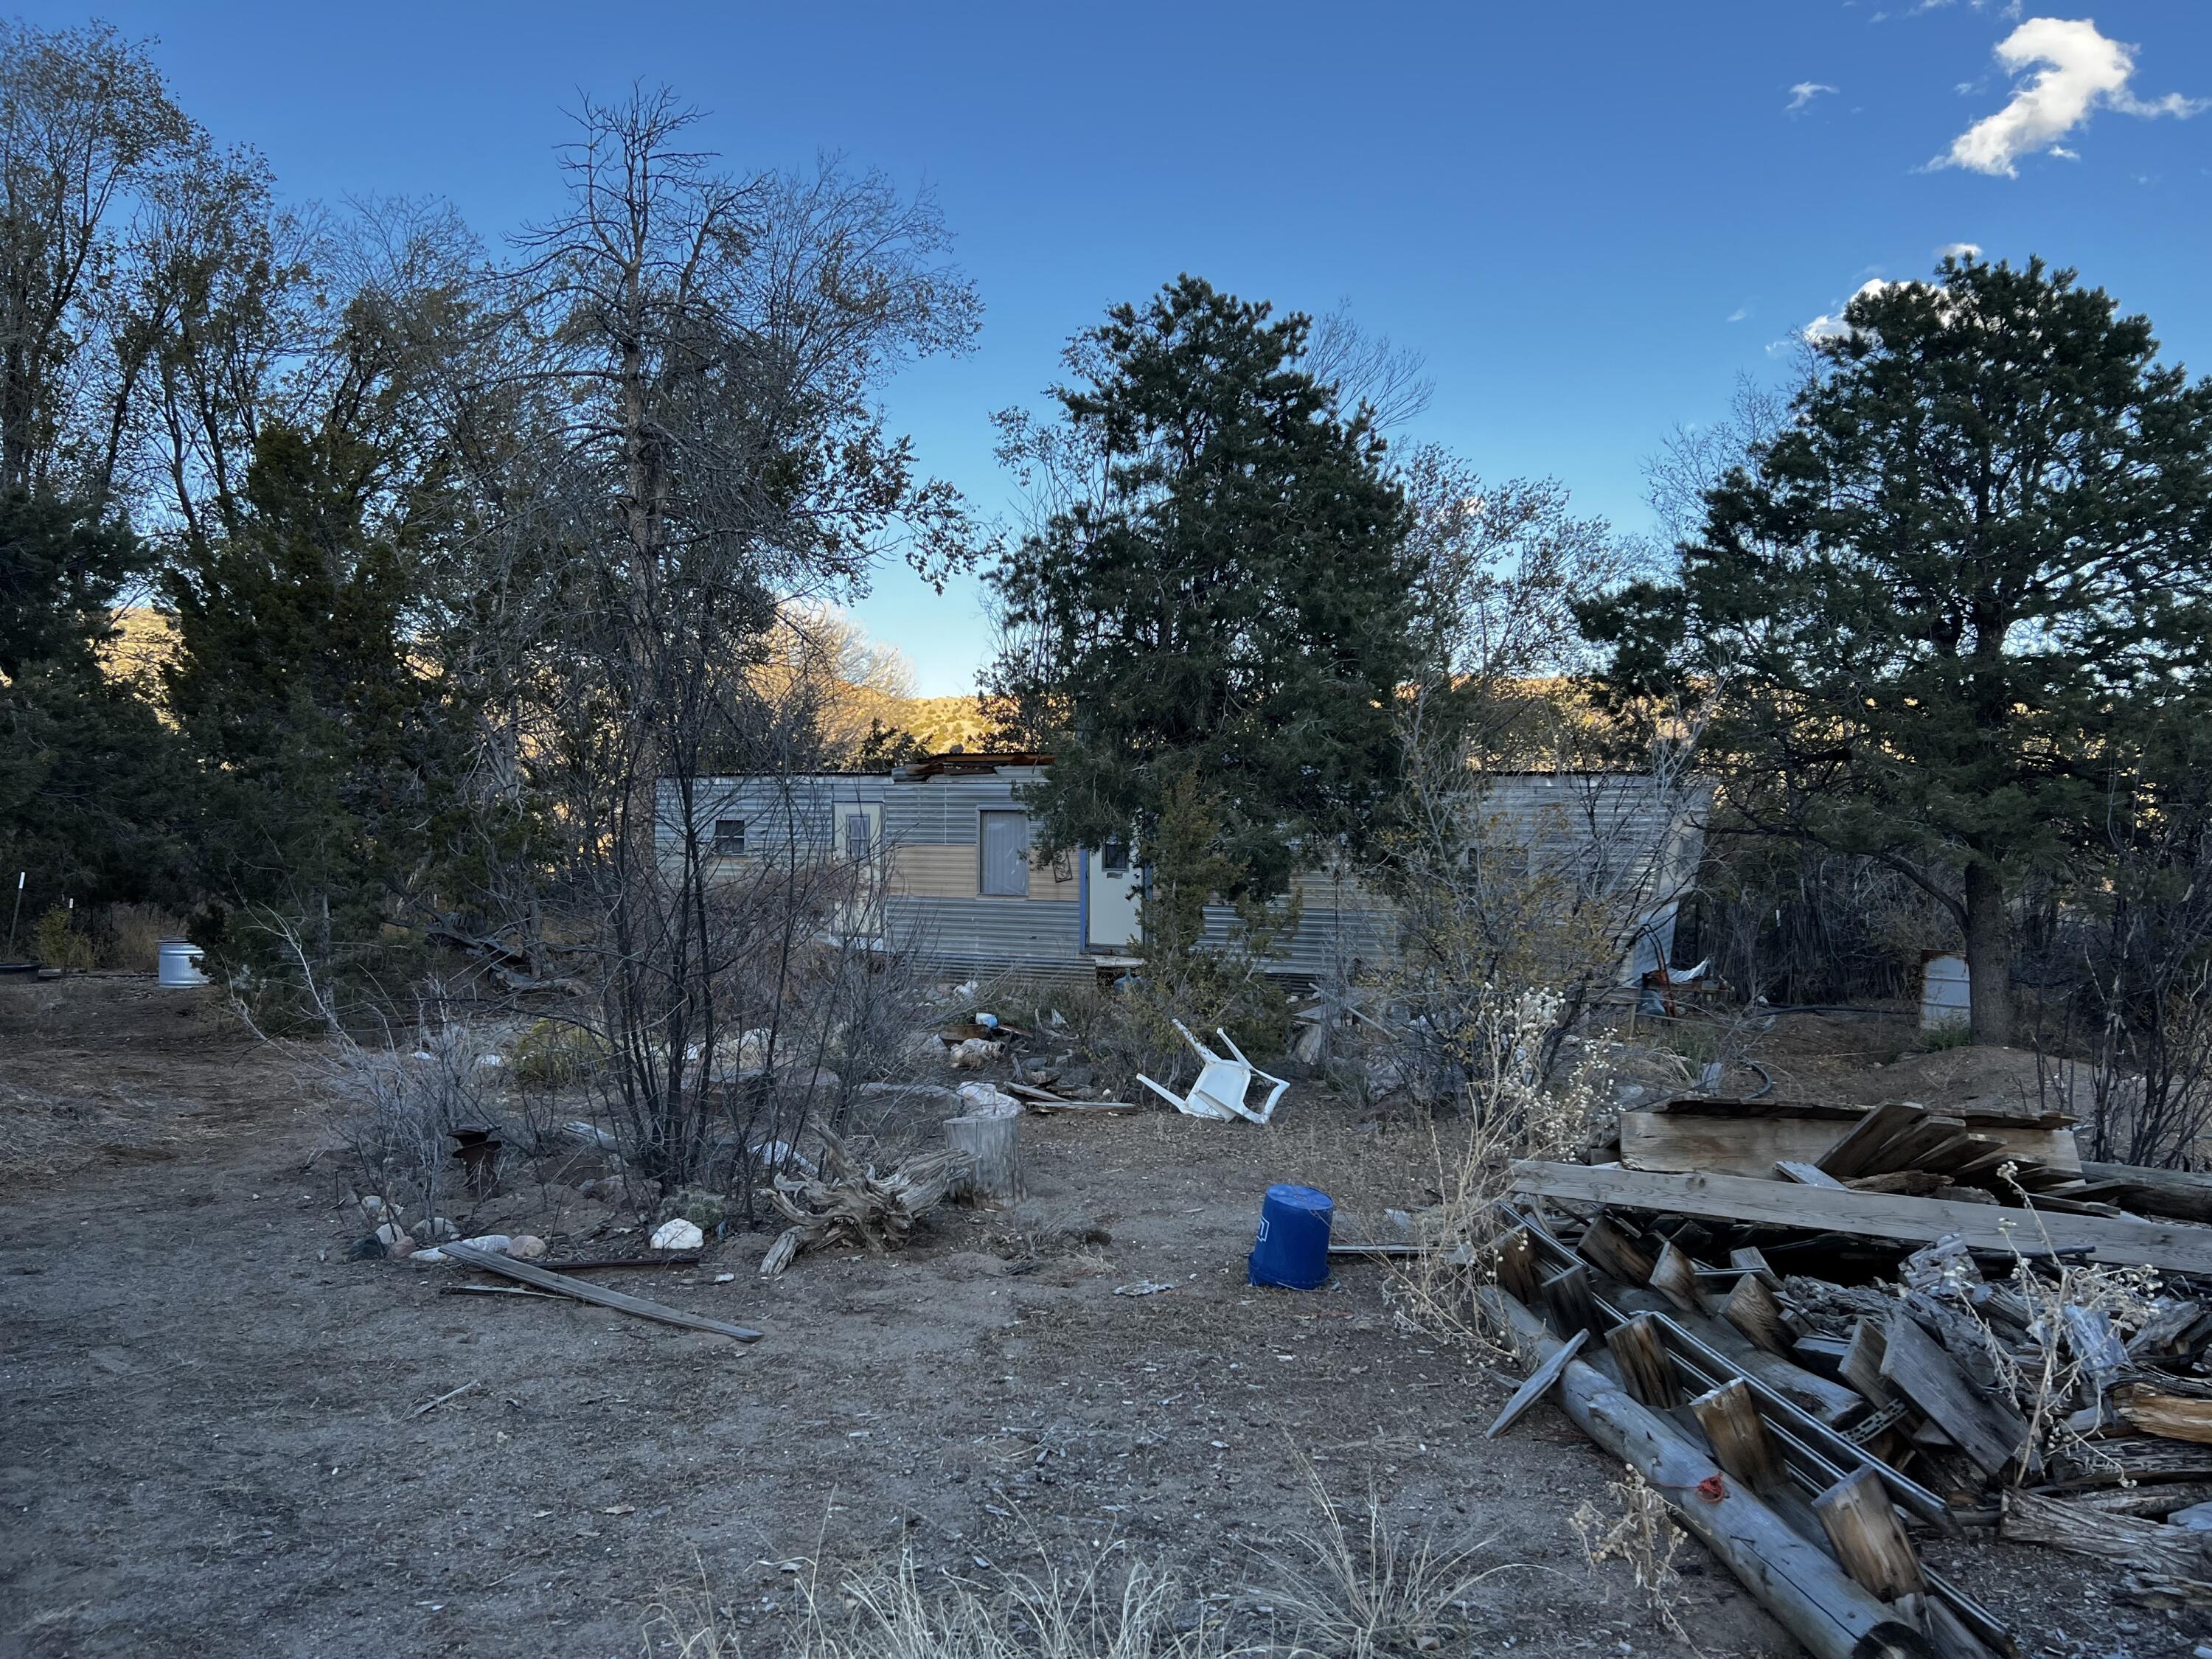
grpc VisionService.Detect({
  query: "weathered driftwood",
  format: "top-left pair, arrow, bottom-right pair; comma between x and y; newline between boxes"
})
1511,1161 -> 2212,1276
2000,1489 -> 2210,1579
759,1136 -> 973,1277
441,1244 -> 762,1342
1479,1287 -> 1934,1659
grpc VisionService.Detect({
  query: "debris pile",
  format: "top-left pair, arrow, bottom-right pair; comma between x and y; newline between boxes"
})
1481,1093 -> 2212,1654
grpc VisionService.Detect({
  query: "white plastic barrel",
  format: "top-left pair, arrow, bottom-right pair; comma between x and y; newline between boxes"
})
1920,952 -> 1969,1033
157,939 -> 209,987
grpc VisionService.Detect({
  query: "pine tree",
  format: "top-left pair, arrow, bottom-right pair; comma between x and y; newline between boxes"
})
987,276 -> 1419,902
1583,257 -> 2212,1044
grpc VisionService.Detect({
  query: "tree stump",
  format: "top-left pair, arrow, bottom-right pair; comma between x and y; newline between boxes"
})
946,1113 -> 1022,1205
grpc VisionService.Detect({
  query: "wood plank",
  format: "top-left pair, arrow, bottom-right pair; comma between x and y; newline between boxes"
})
1778,1161 -> 1849,1189
1509,1162 -> 2212,1276
442,1243 -> 763,1342
1648,1241 -> 1710,1315
1819,1100 -> 1926,1179
1692,1377 -> 1786,1492
1485,1328 -> 1588,1439
1723,1272 -> 1790,1356
2082,1161 -> 2212,1225
1607,1313 -> 1677,1409
1879,1313 -> 2033,1479
1621,1111 -> 2079,1180
1576,1214 -> 1658,1284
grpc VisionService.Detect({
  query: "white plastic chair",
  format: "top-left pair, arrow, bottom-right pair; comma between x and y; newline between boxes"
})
1135,1021 -> 1290,1124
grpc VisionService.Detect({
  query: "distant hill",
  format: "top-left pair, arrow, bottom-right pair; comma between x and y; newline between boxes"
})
893,695 -> 998,753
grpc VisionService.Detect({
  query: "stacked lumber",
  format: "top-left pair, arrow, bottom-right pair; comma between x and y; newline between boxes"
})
1494,1105 -> 2212,1635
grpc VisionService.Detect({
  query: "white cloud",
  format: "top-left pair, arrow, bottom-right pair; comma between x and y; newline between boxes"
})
1788,80 -> 1839,113
1803,279 -> 1907,341
1935,240 -> 1983,258
1938,17 -> 2205,176
1726,305 -> 1752,323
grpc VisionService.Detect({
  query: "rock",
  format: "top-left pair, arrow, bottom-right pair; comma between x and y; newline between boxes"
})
957,1082 -> 1021,1118
475,1053 -> 505,1069
375,1222 -> 413,1253
650,1218 -> 705,1251
344,1234 -> 388,1261
411,1248 -> 449,1264
459,1234 -> 513,1256
357,1194 -> 395,1220
411,1217 -> 459,1244
507,1235 -> 547,1260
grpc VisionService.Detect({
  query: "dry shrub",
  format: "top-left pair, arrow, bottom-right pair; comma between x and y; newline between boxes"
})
644,1537 -> 1237,1659
1253,1465 -> 1509,1659
1568,1467 -> 1690,1646
1384,987 -> 1604,1355
96,903 -> 185,972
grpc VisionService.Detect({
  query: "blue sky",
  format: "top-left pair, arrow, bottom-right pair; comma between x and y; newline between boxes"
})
43,1 -> 2212,692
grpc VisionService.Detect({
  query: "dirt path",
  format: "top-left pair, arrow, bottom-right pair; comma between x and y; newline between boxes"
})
0,977 -> 1782,1657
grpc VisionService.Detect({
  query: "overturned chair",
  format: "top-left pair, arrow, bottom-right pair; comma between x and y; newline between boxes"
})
1136,1022 -> 1290,1124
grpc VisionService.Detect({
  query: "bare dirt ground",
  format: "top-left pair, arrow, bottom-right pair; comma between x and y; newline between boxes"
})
0,980 -> 2182,1659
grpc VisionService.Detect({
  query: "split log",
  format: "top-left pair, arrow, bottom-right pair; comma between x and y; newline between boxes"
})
2000,1489 -> 2210,1579
1479,1287 -> 1935,1659
945,1112 -> 1023,1204
2116,1388 -> 2212,1445
1815,1467 -> 1926,1601
1510,1161 -> 2212,1276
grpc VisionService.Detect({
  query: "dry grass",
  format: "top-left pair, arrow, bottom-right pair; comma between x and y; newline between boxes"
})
96,903 -> 187,973
1568,1467 -> 1691,1647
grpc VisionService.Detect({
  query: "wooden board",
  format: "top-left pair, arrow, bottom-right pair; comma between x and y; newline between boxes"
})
1879,1313 -> 2034,1479
442,1243 -> 762,1342
1645,1095 -> 2076,1130
1485,1328 -> 1587,1439
1510,1161 -> 2212,1276
1621,1112 -> 2080,1180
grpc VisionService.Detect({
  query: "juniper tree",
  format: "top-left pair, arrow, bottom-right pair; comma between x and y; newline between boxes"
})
1583,257 -> 2212,1045
987,276 -> 1420,903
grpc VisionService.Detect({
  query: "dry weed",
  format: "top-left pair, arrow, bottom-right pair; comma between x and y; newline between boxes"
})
1254,1464 -> 1512,1659
1568,1467 -> 1692,1646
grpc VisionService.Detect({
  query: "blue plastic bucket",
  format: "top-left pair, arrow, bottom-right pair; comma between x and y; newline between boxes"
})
1248,1183 -> 1334,1290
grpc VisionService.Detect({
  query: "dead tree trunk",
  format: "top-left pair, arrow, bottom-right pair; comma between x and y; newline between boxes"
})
946,1113 -> 1021,1204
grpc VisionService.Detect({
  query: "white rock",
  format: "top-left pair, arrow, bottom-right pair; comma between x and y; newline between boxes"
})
650,1218 -> 705,1251
374,1222 -> 411,1253
957,1082 -> 1022,1118
507,1235 -> 547,1260
411,1248 -> 449,1264
459,1234 -> 512,1256
713,1272 -> 735,1284
475,1053 -> 505,1069
411,1217 -> 459,1243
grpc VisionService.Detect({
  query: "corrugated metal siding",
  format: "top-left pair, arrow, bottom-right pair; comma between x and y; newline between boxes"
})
654,775 -> 887,856
883,895 -> 1088,979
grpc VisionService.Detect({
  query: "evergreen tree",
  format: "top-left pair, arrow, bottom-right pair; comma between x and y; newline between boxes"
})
1583,257 -> 2212,1044
0,492 -> 192,908
164,422 -> 452,993
987,276 -> 1419,901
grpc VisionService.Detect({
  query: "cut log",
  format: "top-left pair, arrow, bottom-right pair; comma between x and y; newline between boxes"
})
945,1113 -> 1022,1204
2000,1489 -> 2210,1579
1509,1162 -> 2212,1276
1486,1327 -> 1588,1439
1815,1467 -> 1927,1601
2117,1389 -> 2212,1446
1607,1312 -> 1677,1409
1723,1272 -> 1790,1356
1879,1313 -> 2035,1480
1692,1377 -> 1785,1492
1478,1287 -> 1936,1659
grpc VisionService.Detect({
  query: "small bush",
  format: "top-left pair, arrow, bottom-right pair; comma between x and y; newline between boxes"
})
30,905 -> 93,973
513,1018 -> 609,1086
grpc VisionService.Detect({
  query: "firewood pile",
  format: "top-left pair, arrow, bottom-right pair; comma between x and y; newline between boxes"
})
1484,1093 -> 2212,1657
757,1133 -> 974,1278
